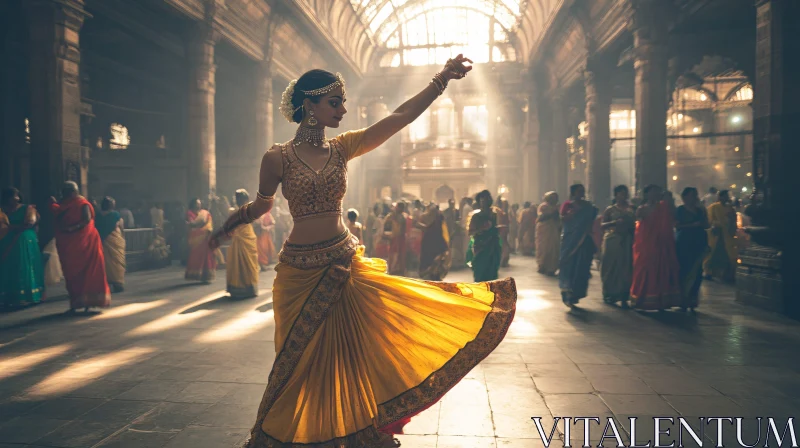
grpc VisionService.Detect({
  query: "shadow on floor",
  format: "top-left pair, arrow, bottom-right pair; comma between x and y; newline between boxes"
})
0,309 -> 100,331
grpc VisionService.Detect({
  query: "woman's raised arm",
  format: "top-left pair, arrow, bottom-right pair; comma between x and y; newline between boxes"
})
210,148 -> 282,248
358,55 -> 472,156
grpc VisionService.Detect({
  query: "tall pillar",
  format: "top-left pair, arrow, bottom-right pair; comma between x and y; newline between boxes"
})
252,58 -> 273,193
523,91 -> 541,203
186,23 -> 218,203
737,0 -> 800,318
629,0 -> 669,192
26,0 -> 88,245
584,61 -> 613,208
550,93 -> 569,200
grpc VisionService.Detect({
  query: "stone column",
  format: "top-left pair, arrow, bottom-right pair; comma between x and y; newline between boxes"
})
252,58 -> 273,193
535,96 -> 552,200
736,0 -> 800,317
25,0 -> 88,244
523,91 -> 541,203
584,61 -> 613,208
549,93 -> 569,200
186,23 -> 218,203
629,0 -> 669,193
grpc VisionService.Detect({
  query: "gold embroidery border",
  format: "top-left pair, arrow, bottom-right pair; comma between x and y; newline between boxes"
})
245,274 -> 517,447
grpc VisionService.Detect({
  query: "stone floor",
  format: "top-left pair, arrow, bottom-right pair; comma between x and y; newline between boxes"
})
1,255 -> 799,448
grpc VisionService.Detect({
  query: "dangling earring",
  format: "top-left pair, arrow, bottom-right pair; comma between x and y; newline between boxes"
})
307,110 -> 318,127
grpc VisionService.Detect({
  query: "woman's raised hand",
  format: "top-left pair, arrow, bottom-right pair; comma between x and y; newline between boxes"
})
442,54 -> 473,81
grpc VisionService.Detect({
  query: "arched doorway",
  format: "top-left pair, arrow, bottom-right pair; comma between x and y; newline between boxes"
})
434,185 -> 455,204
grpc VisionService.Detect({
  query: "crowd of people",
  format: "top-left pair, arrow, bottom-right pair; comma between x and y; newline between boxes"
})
0,178 -> 744,315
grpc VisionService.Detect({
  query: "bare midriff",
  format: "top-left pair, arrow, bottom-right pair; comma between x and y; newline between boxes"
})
286,214 -> 347,245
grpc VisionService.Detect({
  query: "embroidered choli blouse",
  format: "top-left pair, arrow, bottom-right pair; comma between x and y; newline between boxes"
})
279,129 -> 368,222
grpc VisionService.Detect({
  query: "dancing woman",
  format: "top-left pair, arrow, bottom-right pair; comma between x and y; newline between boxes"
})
209,56 -> 517,448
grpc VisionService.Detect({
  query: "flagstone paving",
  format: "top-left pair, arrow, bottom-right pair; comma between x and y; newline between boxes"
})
1,256 -> 799,447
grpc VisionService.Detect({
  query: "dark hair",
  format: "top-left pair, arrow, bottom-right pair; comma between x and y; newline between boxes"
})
643,184 -> 661,195
718,189 -> 730,198
681,187 -> 698,199
234,189 -> 250,206
613,185 -> 629,197
523,201 -> 532,208
188,198 -> 200,209
291,70 -> 339,123
709,187 -> 718,193
475,190 -> 493,208
1,187 -> 20,206
101,196 -> 115,211
569,183 -> 584,197
347,208 -> 358,222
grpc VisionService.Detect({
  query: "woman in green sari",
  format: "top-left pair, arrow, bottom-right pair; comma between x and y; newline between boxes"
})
466,190 -> 502,282
600,185 -> 636,306
0,187 -> 45,308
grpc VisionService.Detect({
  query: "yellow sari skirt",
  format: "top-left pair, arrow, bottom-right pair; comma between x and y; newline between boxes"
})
227,224 -> 259,298
103,228 -> 126,287
245,231 -> 516,447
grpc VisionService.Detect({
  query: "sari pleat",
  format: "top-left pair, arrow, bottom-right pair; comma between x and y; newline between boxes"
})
244,232 -> 516,447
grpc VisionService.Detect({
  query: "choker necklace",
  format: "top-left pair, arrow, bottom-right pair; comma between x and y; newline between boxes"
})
294,126 -> 327,147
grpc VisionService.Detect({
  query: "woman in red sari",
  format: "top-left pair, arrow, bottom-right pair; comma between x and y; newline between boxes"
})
630,185 -> 681,310
49,181 -> 110,312
185,198 -> 216,282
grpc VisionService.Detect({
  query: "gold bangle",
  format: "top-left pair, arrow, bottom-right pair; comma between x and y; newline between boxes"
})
256,191 -> 274,201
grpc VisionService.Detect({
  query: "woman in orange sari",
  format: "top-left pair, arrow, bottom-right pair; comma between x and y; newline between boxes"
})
256,211 -> 277,270
50,181 -> 110,312
185,198 -> 216,282
209,62 -> 515,448
630,185 -> 681,310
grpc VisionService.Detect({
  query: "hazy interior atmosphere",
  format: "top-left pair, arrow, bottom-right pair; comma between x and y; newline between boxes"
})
0,0 -> 799,447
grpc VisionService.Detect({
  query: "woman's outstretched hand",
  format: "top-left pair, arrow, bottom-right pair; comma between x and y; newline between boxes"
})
442,54 -> 473,80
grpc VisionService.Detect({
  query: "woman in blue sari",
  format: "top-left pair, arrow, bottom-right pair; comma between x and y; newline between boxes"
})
466,190 -> 502,282
675,187 -> 709,311
559,184 -> 598,307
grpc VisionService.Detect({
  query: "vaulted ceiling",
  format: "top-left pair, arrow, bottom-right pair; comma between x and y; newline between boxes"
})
295,0 -> 563,71
347,0 -> 561,67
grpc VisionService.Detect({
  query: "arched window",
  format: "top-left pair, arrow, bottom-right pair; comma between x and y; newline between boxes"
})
678,88 -> 714,103
351,0 -> 522,67
109,123 -> 130,150
728,83 -> 753,102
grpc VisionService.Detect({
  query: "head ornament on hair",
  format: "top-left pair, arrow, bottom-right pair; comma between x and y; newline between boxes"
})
278,73 -> 346,123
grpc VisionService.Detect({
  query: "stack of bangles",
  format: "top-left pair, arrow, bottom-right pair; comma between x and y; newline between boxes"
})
222,191 -> 274,237
431,73 -> 448,96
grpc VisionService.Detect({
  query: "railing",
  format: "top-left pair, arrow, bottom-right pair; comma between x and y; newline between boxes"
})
123,228 -> 165,272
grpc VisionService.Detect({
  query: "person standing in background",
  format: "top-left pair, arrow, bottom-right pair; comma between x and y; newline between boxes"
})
50,182 -> 110,312
95,197 -> 126,293
346,208 -> 364,244
0,187 -> 45,308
